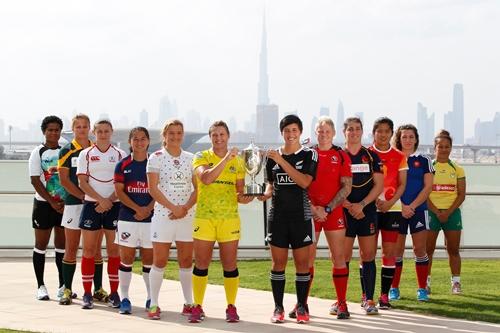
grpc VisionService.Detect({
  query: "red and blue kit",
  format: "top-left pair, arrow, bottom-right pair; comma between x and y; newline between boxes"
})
308,145 -> 351,232
114,154 -> 153,223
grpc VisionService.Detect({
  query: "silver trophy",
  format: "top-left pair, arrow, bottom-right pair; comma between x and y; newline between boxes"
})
241,141 -> 267,196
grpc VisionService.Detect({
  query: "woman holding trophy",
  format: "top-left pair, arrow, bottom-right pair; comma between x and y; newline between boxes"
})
189,120 -> 253,323
259,114 -> 318,324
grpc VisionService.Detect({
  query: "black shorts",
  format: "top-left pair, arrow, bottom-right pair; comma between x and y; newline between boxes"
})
79,201 -> 120,231
378,212 -> 402,231
399,210 -> 429,235
345,205 -> 378,238
266,218 -> 314,249
32,199 -> 63,229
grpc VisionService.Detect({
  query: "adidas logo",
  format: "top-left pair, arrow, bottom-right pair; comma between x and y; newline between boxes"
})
303,235 -> 312,242
416,221 -> 424,228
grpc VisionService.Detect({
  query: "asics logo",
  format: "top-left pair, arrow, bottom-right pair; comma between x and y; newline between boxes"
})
121,232 -> 131,240
194,226 -> 200,232
66,218 -> 73,224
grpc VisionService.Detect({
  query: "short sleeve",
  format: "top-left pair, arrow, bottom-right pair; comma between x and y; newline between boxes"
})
58,145 -> 71,169
369,150 -> 382,173
456,165 -> 466,179
192,151 -> 208,170
399,153 -> 409,171
114,161 -> 124,183
265,158 -> 275,183
147,152 -> 160,173
302,149 -> 318,179
422,155 -> 434,174
28,147 -> 41,177
339,150 -> 352,177
76,149 -> 88,175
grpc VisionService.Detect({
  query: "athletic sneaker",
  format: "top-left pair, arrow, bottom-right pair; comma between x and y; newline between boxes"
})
57,286 -> 64,299
148,305 -> 161,320
364,300 -> 379,315
452,282 -> 462,294
329,301 -> 338,315
417,288 -> 429,302
425,285 -> 431,295
119,298 -> 132,314
36,285 -> 49,301
181,304 -> 193,316
389,287 -> 400,301
82,292 -> 94,309
145,299 -> 151,311
93,288 -> 109,302
226,304 -> 240,323
59,288 -> 73,305
108,292 -> 121,308
360,294 -> 367,308
336,301 -> 350,319
378,294 -> 392,310
188,305 -> 205,323
271,305 -> 285,323
296,304 -> 310,324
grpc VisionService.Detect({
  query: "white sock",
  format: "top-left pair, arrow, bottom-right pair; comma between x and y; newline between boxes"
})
451,276 -> 461,284
142,265 -> 151,300
179,267 -> 193,305
427,275 -> 431,286
119,264 -> 133,300
149,265 -> 165,307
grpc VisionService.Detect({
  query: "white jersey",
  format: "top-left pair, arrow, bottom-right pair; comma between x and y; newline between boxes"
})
28,144 -> 66,202
76,144 -> 126,201
146,148 -> 195,218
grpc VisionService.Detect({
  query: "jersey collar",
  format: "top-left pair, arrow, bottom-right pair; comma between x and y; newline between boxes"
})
370,144 -> 392,154
279,145 -> 304,155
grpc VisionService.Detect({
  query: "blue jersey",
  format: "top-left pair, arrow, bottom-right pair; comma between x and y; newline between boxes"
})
346,146 -> 382,206
114,155 -> 153,222
401,154 -> 434,211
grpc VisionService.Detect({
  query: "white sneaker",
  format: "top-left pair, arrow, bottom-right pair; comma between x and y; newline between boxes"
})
452,281 -> 462,294
37,285 -> 49,300
57,286 -> 65,300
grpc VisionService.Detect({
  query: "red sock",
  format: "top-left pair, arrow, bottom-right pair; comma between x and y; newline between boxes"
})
304,266 -> 314,304
332,267 -> 349,302
81,256 -> 95,294
391,257 -> 403,288
107,256 -> 120,293
415,255 -> 429,289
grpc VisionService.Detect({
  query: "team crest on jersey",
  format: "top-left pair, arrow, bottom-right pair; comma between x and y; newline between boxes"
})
90,156 -> 100,161
361,155 -> 369,163
414,160 -> 421,168
154,151 -> 163,156
229,166 -> 236,173
276,173 -> 296,185
121,232 -> 131,240
174,159 -> 180,165
295,160 -> 304,170
208,163 -> 214,167
331,155 -> 339,163
109,156 -> 116,163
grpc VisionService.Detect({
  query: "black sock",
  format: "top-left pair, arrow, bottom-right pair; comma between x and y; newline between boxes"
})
362,260 -> 376,301
359,264 -> 365,295
62,260 -> 77,291
295,272 -> 311,307
270,270 -> 285,308
94,260 -> 103,291
33,249 -> 46,288
381,266 -> 395,295
55,250 -> 64,287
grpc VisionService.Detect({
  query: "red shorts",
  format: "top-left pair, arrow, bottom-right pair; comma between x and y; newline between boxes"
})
314,207 -> 346,232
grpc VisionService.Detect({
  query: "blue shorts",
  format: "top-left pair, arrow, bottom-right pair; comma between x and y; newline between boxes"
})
399,210 -> 429,235
79,201 -> 120,231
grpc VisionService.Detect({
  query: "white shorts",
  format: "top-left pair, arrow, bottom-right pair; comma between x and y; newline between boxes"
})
61,204 -> 83,230
150,214 -> 193,243
117,220 -> 153,249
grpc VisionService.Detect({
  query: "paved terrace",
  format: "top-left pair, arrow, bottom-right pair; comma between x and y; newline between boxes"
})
1,260 -> 499,333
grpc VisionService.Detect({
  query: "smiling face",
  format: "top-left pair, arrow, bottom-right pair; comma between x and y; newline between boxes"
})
435,137 -> 452,161
164,124 -> 184,150
316,122 -> 335,146
344,120 -> 363,145
373,122 -> 393,149
282,123 -> 302,146
129,129 -> 150,154
400,129 -> 417,153
209,126 -> 229,150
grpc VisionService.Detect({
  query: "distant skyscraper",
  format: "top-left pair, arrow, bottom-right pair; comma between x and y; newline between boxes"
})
310,116 -> 318,144
443,84 -> 464,144
255,11 -> 279,143
158,95 -> 178,126
335,101 -> 344,143
139,109 -> 148,127
417,102 -> 435,145
320,106 -> 330,117
474,112 -> 500,146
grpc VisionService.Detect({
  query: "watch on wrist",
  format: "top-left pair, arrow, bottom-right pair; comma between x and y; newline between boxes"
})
324,206 -> 332,214
359,200 -> 366,207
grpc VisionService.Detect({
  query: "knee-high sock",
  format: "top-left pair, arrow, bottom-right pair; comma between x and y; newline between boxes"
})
391,257 -> 403,288
359,263 -> 365,296
107,256 -> 120,294
381,256 -> 396,295
62,259 -> 77,291
55,248 -> 65,287
179,267 -> 193,304
296,272 -> 311,307
94,259 -> 104,291
362,260 -> 376,301
149,265 -> 164,307
305,266 -> 314,304
33,248 -> 46,288
192,267 -> 208,306
119,262 -> 133,299
415,255 -> 430,289
223,269 -> 239,306
333,267 -> 349,302
270,270 -> 285,308
142,265 -> 151,300
81,256 -> 95,294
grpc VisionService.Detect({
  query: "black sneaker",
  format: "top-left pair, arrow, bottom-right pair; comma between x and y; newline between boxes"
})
108,292 -> 121,308
82,292 -> 94,309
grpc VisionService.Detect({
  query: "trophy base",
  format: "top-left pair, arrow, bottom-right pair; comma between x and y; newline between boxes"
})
243,184 -> 264,196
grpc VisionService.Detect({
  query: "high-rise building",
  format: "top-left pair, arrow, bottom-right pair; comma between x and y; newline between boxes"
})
417,102 -> 435,145
310,115 -> 318,144
158,95 -> 178,126
335,101 -> 345,143
139,109 -> 148,127
474,112 -> 500,146
320,106 -> 330,117
255,12 -> 279,143
443,84 -> 464,144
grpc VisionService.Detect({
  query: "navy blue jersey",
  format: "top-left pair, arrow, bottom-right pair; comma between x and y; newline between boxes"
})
346,146 -> 382,205
265,146 -> 318,221
114,155 -> 153,222
401,153 -> 434,211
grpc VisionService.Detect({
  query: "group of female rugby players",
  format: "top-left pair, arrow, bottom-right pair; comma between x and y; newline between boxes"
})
29,112 -> 466,324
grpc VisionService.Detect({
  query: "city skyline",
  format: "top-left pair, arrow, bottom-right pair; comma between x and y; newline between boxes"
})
1,1 -> 499,140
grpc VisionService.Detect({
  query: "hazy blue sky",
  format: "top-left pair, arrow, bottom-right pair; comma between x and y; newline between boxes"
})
1,0 -> 499,138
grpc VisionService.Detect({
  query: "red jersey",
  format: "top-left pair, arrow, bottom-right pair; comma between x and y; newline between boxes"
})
308,145 -> 352,208
369,146 -> 408,211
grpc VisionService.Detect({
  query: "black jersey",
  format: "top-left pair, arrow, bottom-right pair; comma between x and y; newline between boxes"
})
346,146 -> 382,205
266,146 -> 318,221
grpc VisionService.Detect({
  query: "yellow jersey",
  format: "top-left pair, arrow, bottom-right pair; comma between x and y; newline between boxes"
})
429,160 -> 465,209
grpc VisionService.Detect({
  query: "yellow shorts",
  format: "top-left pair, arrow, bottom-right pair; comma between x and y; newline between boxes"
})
193,217 -> 241,243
